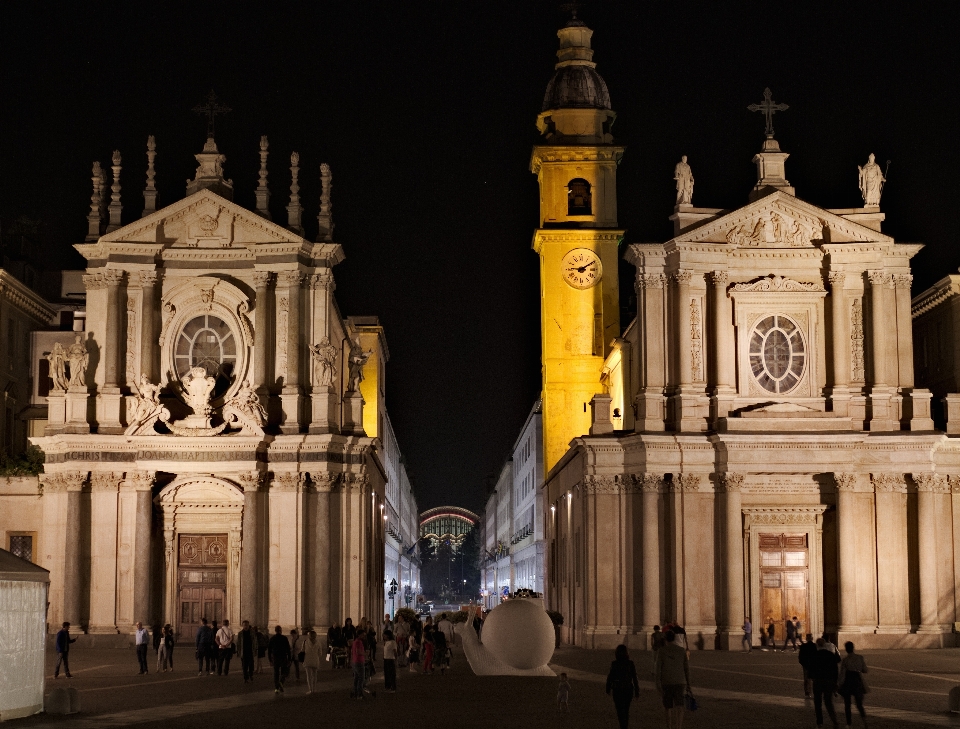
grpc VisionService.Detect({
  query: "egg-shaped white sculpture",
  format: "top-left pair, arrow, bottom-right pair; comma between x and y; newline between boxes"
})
481,599 -> 555,670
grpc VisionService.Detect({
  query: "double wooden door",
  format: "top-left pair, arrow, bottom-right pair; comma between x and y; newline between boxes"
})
177,534 -> 228,638
759,533 -> 809,644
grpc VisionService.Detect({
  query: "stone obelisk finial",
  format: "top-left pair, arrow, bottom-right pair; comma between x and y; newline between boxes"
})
316,163 -> 334,242
105,150 -> 123,233
286,151 -> 304,235
85,161 -> 104,241
255,136 -> 271,219
142,136 -> 158,218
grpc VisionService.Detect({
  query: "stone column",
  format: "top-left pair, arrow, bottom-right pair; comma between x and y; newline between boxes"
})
914,473 -> 940,634
99,268 -> 125,433
62,471 -> 86,627
640,475 -> 662,637
720,473 -> 745,648
130,471 -> 154,624
872,474 -> 910,633
710,271 -> 735,420
826,272 -> 852,417
279,270 -> 303,434
674,270 -> 694,387
252,272 -> 273,394
892,274 -> 914,387
834,473 -> 859,633
138,271 -> 158,382
867,271 -> 895,430
238,471 -> 262,627
636,273 -> 666,430
88,472 -> 122,633
309,273 -> 339,434
313,472 -> 337,630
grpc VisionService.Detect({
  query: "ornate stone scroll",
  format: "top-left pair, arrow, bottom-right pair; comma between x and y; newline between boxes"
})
125,295 -> 138,385
731,275 -> 825,293
125,375 -> 169,435
223,380 -> 267,436
690,299 -> 703,382
850,299 -> 865,382
237,471 -> 263,493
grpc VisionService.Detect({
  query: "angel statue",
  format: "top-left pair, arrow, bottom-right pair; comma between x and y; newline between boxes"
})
346,340 -> 371,393
223,380 -> 267,435
46,342 -> 70,391
310,337 -> 338,387
124,374 -> 169,436
180,366 -> 216,417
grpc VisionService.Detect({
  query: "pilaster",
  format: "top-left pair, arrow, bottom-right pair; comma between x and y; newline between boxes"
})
866,271 -> 897,431
87,471 -> 123,634
913,473 -> 945,639
635,273 -> 666,430
99,268 -> 126,433
309,273 -> 339,434
238,471 -> 263,628
826,272 -> 852,417
871,473 -> 910,633
719,472 -> 745,649
129,470 -> 155,625
138,271 -> 159,382
639,474 -> 662,640
834,473 -> 860,633
709,271 -> 736,421
669,270 -> 708,432
278,270 -> 304,434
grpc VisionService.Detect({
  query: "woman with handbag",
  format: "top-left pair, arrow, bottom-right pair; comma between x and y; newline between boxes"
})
838,641 -> 869,726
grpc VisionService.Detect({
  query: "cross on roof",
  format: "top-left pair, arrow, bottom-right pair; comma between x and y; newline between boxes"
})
747,88 -> 789,138
192,90 -> 232,139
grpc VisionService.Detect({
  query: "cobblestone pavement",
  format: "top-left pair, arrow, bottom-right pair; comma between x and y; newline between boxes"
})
17,643 -> 960,728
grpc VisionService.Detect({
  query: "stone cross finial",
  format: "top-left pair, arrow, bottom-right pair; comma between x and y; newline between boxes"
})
142,136 -> 157,218
747,88 -> 789,138
192,90 -> 231,139
287,152 -> 304,235
106,150 -> 123,233
255,135 -> 271,219
86,161 -> 104,241
316,162 -> 334,242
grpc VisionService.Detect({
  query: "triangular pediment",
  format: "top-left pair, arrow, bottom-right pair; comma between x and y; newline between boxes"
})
99,190 -> 305,247
671,191 -> 893,247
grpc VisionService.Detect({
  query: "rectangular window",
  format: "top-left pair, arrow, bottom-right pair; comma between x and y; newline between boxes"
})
762,572 -> 781,588
784,551 -> 806,567
760,551 -> 782,567
9,534 -> 34,562
785,571 -> 805,589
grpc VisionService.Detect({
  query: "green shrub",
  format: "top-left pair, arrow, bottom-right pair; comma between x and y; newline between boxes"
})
448,610 -> 469,624
0,445 -> 44,477
546,610 -> 564,627
395,607 -> 418,623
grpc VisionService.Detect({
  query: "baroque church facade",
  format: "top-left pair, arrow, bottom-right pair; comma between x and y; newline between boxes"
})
4,128 -> 396,639
535,17 -> 960,650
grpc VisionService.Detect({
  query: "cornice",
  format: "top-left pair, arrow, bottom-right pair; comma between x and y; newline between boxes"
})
0,271 -> 56,324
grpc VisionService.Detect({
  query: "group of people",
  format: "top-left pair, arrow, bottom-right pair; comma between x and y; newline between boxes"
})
798,634 -> 870,727
742,615 -> 805,652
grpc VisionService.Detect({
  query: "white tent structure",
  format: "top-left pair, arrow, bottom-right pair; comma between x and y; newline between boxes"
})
0,548 -> 49,721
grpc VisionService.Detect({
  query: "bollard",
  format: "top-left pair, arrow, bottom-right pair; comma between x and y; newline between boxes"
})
949,685 -> 960,714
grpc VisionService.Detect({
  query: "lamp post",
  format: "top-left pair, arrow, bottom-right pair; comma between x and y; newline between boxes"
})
388,578 -> 398,619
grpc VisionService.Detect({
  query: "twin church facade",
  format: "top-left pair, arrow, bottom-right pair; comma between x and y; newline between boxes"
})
533,18 -> 959,649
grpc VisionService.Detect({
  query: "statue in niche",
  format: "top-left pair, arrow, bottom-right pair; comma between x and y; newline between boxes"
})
180,366 -> 216,417
858,153 -> 886,206
65,334 -> 89,388
223,380 -> 267,435
310,337 -> 338,387
125,375 -> 169,436
673,155 -> 694,205
46,342 -> 70,391
346,340 -> 371,393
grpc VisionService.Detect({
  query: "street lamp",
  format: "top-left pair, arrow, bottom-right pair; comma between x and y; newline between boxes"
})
388,578 -> 398,618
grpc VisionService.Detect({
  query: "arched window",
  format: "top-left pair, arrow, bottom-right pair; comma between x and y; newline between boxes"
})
567,178 -> 592,215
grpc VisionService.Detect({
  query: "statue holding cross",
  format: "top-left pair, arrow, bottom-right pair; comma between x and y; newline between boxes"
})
748,87 -> 789,138
192,90 -> 232,139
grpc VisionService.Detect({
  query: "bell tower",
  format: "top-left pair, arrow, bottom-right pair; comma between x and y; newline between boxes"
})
531,13 -> 625,471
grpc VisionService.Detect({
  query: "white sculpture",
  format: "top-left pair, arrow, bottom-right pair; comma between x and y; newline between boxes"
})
180,366 -> 216,418
457,599 -> 555,676
346,340 -> 371,393
310,337 -> 338,387
125,375 -> 169,436
223,380 -> 267,436
46,342 -> 70,391
858,153 -> 886,206
674,155 -> 694,205
65,335 -> 89,388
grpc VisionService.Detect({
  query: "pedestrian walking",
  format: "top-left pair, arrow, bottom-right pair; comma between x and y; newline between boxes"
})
654,632 -> 690,729
216,619 -> 234,675
383,629 -> 398,692
766,618 -> 778,651
394,616 -> 409,667
162,624 -> 175,671
382,613 -> 393,640
302,629 -> 323,694
152,623 -> 162,656
433,625 -> 448,674
343,617 -> 356,645
422,624 -> 435,674
437,612 -> 454,647
255,626 -> 267,673
798,633 -> 817,698
810,637 -> 841,728
268,625 -> 291,694
351,627 -> 367,698
742,617 -> 752,652
557,671 -> 571,713
238,620 -> 256,683
288,628 -> 301,682
157,625 -> 170,672
606,645 -> 640,729
54,621 -> 75,678
135,621 -> 150,675
785,616 -> 799,650
407,634 -> 421,672
838,641 -> 869,726
196,618 -> 215,675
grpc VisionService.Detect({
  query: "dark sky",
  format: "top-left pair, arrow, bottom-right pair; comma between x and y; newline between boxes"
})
2,2 -> 957,513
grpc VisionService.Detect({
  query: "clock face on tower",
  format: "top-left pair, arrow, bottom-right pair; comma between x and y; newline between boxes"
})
561,248 -> 602,289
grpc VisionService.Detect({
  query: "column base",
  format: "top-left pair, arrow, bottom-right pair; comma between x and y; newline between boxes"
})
867,388 -> 899,432
903,388 -> 935,431
710,386 -> 737,424
64,389 -> 91,434
668,390 -> 709,432
278,387 -> 302,434
825,386 -> 851,417
634,391 -> 666,431
87,624 -> 120,635
97,387 -> 124,434
308,385 -> 340,435
342,391 -> 365,436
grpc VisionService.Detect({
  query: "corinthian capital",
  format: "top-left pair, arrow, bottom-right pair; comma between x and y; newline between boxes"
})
279,270 -> 305,287
719,472 -> 744,492
708,270 -> 729,287
867,270 -> 888,287
893,274 -> 913,290
252,271 -> 274,288
237,471 -> 263,493
827,271 -> 845,287
636,273 -> 666,290
672,270 -> 694,286
834,472 -> 859,492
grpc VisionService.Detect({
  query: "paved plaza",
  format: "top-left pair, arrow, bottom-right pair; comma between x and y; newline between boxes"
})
16,642 -> 960,728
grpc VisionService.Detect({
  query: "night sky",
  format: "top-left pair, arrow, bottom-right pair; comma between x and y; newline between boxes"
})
2,2 -> 957,513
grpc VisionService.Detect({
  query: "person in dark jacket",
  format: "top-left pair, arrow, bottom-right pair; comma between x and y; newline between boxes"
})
268,625 -> 291,693
798,633 -> 817,698
54,622 -> 76,678
238,620 -> 256,683
606,644 -> 641,729
810,638 -> 841,727
195,618 -> 215,675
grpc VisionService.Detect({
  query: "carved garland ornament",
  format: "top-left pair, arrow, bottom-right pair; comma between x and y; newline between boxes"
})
125,295 -> 138,385
851,299 -> 865,382
690,298 -> 703,382
871,473 -> 906,493
731,275 -> 825,293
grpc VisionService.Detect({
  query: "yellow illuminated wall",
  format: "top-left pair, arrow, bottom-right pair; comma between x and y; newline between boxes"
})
348,318 -> 388,439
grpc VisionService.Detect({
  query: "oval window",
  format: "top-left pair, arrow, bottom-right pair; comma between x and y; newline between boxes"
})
748,314 -> 805,394
174,314 -> 237,396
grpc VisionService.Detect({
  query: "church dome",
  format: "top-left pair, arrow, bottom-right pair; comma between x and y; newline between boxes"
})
542,65 -> 611,112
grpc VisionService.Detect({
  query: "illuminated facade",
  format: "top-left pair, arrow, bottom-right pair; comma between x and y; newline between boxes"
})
419,506 -> 478,553
535,17 -> 960,651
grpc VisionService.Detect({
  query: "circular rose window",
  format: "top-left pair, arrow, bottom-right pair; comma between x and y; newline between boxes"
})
749,315 -> 805,394
174,315 -> 237,396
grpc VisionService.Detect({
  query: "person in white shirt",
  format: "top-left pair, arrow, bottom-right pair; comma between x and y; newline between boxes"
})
135,622 -> 150,675
216,619 -> 235,676
437,613 -> 455,646
382,630 -> 398,692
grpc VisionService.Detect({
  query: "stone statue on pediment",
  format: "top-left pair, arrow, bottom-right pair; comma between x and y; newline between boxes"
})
181,366 -> 216,417
858,153 -> 885,206
310,337 -> 338,388
65,335 -> 89,388
347,340 -> 371,393
674,155 -> 694,205
125,375 -> 169,436
46,342 -> 70,391
223,380 -> 266,435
